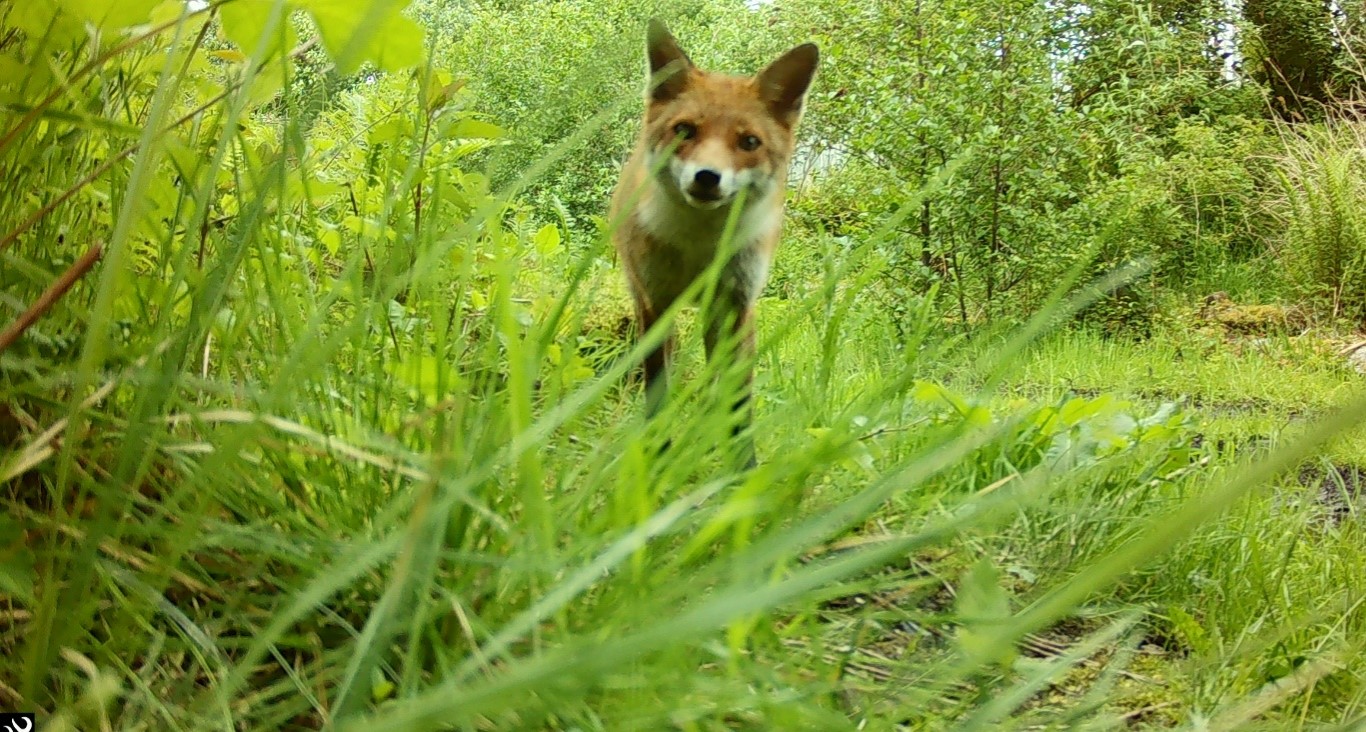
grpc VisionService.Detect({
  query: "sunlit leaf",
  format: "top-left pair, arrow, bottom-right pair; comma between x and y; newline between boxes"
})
954,559 -> 1016,669
319,227 -> 342,256
210,49 -> 249,64
533,224 -> 561,256
371,668 -> 396,703
448,118 -> 504,140
297,0 -> 425,75
55,0 -> 159,29
218,0 -> 297,60
9,3 -> 86,44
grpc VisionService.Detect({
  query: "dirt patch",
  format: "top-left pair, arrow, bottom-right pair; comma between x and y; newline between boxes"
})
1340,339 -> 1366,374
1298,461 -> 1366,522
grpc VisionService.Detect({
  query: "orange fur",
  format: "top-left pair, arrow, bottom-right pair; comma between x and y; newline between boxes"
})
609,18 -> 818,467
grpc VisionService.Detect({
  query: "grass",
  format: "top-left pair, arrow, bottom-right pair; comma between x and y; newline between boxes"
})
4,6 -> 1366,731
907,322 -> 1366,727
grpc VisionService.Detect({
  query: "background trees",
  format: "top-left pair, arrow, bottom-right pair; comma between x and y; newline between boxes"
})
4,0 -> 1366,728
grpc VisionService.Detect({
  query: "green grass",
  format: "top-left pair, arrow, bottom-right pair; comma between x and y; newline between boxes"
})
900,323 -> 1366,726
957,324 -> 1366,455
4,6 -> 1366,731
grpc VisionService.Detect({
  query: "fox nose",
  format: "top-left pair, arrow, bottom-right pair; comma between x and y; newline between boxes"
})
693,169 -> 721,188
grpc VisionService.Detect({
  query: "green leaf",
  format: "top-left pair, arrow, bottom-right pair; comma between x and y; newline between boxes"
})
9,4 -> 85,44
370,667 -> 396,703
423,71 -> 466,113
149,0 -> 194,26
209,49 -> 249,64
1166,605 -> 1211,655
954,559 -> 1016,670
319,227 -> 342,256
448,118 -> 505,140
342,215 -> 388,239
912,380 -> 970,413
55,0 -> 159,29
0,57 -> 30,90
386,353 -> 455,402
533,224 -> 561,256
298,0 -> 425,75
218,0 -> 297,60
370,119 -> 406,144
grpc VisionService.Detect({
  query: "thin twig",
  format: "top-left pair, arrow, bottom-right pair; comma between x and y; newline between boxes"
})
0,242 -> 104,354
859,418 -> 931,441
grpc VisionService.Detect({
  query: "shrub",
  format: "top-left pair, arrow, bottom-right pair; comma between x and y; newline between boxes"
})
1270,120 -> 1366,324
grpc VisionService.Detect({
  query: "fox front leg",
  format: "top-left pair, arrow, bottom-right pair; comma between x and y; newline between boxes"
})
635,302 -> 674,420
703,298 -> 758,470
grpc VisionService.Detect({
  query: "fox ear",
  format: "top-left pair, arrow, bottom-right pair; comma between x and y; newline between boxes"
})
756,43 -> 819,126
646,18 -> 693,102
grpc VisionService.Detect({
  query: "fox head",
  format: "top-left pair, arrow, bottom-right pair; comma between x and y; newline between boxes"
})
640,19 -> 818,211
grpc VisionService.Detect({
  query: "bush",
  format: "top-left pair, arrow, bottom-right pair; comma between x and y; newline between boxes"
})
1270,120 -> 1366,324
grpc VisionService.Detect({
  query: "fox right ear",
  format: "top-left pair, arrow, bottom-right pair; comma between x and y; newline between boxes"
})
756,42 -> 819,127
646,18 -> 693,102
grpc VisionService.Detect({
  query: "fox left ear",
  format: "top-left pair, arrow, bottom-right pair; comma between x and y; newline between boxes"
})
756,43 -> 819,126
646,18 -> 694,103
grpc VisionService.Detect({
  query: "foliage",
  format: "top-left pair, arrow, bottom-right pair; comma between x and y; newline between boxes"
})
1242,0 -> 1341,119
1059,116 -> 1273,331
768,0 -> 1267,334
1269,119 -> 1366,324
418,0 -> 737,232
2,0 -> 1366,729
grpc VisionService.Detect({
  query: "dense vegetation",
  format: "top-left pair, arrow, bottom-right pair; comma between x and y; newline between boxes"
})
3,0 -> 1366,728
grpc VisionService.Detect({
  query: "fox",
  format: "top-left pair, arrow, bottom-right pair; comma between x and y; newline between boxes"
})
609,18 -> 819,467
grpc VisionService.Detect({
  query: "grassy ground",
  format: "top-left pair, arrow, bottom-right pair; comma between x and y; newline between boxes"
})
7,228 -> 1366,729
895,311 -> 1366,728
4,20 -> 1366,727
583,289 -> 1366,729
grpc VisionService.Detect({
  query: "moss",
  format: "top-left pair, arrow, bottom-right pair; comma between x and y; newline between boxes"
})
1199,293 -> 1310,335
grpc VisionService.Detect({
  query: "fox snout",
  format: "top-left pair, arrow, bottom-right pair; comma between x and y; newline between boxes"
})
656,122 -> 785,209
686,167 -> 723,204
667,140 -> 761,209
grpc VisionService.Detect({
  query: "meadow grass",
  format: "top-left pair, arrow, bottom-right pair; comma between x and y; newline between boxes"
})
3,10 -> 1366,731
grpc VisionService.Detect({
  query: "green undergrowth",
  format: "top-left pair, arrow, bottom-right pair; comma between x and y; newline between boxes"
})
2,2 -> 1366,731
948,323 -> 1366,454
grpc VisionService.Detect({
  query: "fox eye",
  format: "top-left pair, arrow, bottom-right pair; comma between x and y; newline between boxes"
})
673,122 -> 697,140
739,134 -> 762,151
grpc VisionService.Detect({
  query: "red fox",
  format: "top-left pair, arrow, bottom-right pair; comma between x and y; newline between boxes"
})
609,19 -> 818,466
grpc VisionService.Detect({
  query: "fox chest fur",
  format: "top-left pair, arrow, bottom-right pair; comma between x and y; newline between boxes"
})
614,166 -> 782,311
